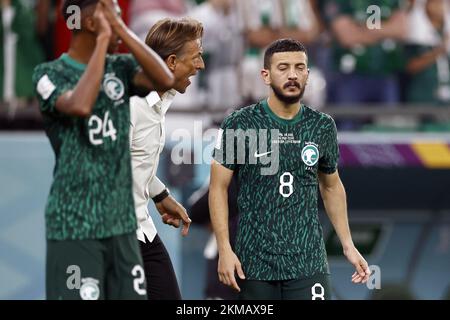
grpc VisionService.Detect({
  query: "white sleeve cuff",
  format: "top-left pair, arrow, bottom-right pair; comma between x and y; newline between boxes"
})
148,176 -> 166,198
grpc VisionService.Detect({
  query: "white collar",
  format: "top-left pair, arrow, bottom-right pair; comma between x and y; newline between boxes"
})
145,89 -> 177,115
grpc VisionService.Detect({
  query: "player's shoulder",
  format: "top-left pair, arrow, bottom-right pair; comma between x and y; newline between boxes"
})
33,59 -> 65,82
221,102 -> 263,127
229,103 -> 260,120
303,105 -> 335,126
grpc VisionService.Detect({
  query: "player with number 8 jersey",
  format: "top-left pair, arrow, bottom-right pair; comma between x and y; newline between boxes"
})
213,99 -> 338,281
210,39 -> 371,300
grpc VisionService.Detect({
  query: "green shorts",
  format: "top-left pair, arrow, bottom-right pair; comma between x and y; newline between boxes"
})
238,274 -> 332,300
46,232 -> 147,300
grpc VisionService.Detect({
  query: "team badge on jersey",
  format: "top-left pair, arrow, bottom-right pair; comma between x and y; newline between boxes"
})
302,144 -> 319,166
103,74 -> 124,101
79,277 -> 100,300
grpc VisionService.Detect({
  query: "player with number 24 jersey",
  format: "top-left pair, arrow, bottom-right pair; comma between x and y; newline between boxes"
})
33,53 -> 139,240
31,0 -> 175,300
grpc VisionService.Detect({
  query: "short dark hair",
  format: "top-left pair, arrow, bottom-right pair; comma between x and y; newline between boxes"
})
263,39 -> 308,69
145,18 -> 204,60
62,0 -> 99,21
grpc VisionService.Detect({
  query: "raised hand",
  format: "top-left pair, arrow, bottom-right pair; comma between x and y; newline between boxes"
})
98,0 -> 124,31
93,3 -> 112,40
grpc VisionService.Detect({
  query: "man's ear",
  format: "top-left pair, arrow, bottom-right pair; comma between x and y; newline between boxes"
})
84,16 -> 95,33
165,54 -> 177,72
82,4 -> 99,33
261,69 -> 270,85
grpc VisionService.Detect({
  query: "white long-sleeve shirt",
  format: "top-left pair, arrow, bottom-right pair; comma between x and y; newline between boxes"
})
129,89 -> 177,243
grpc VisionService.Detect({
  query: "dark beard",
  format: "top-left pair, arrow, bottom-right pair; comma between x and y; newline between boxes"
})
271,83 -> 305,104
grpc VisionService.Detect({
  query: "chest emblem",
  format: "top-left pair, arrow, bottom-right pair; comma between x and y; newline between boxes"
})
103,75 -> 124,101
302,144 -> 319,166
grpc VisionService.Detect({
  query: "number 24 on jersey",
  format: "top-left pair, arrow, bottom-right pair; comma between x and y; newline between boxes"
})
88,111 -> 117,145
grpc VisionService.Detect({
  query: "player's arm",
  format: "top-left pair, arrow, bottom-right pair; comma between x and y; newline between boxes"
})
246,27 -> 318,49
318,170 -> 371,283
406,43 -> 449,74
209,160 -> 245,292
245,28 -> 280,49
276,1 -> 321,45
55,7 -> 111,117
330,9 -> 407,49
99,0 -> 173,93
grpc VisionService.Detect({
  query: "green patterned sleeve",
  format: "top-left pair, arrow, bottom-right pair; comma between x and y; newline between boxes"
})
319,116 -> 339,174
32,63 -> 72,115
212,114 -> 238,171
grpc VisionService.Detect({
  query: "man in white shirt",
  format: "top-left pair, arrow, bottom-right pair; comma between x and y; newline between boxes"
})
129,18 -> 204,300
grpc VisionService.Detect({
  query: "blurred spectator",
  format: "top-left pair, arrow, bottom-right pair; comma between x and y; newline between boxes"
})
404,0 -> 450,104
53,0 -> 70,59
322,0 -> 407,105
35,0 -> 56,61
237,0 -> 326,108
1,0 -> 44,109
129,0 -> 187,41
189,0 -> 244,110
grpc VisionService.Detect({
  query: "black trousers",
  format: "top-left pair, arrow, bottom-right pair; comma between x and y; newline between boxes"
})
139,234 -> 182,300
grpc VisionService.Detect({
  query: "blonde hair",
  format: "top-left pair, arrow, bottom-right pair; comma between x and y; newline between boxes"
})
145,18 -> 203,59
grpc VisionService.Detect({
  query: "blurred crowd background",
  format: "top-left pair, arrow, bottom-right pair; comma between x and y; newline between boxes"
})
1,0 -> 450,300
1,0 -> 450,131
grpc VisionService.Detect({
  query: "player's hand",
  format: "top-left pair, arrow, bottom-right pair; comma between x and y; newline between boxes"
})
344,245 -> 371,284
218,249 -> 245,292
93,3 -> 112,41
155,195 -> 191,236
99,0 -> 124,31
